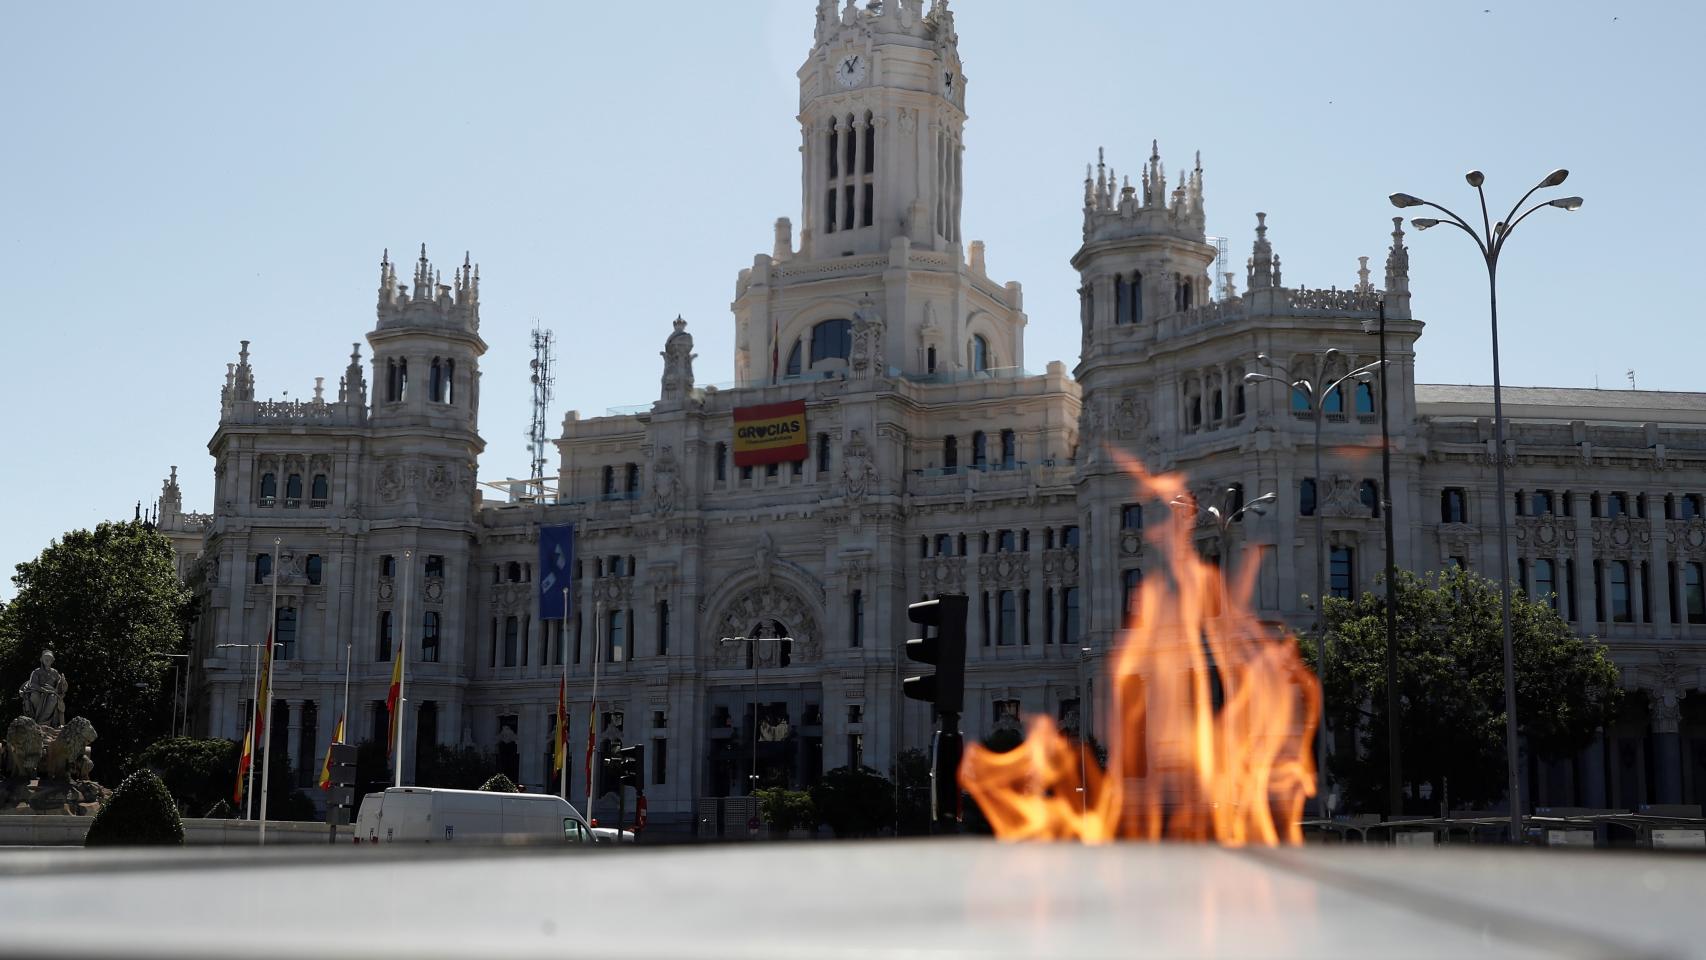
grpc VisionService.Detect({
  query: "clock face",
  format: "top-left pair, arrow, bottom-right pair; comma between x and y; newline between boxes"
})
837,54 -> 865,88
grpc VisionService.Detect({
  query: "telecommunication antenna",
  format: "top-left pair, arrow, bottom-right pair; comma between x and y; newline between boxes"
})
1206,235 -> 1230,300
528,323 -> 556,499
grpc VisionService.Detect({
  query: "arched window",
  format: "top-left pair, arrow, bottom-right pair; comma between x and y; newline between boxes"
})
397,359 -> 408,401
506,562 -> 522,583
1323,385 -> 1344,414
1300,478 -> 1318,516
971,431 -> 987,469
310,473 -> 329,504
785,341 -> 802,378
809,319 -> 852,365
1234,382 -> 1247,417
429,358 -> 444,403
259,472 -> 277,505
601,465 -> 615,496
926,345 -> 937,373
254,553 -> 272,584
827,124 -> 839,179
1226,482 -> 1246,520
1360,479 -> 1380,517
386,359 -> 400,402
1212,390 -> 1224,422
844,114 -> 857,174
1355,382 -> 1375,415
1291,387 -> 1310,413
999,429 -> 1016,469
305,554 -> 323,585
444,358 -> 455,404
862,111 -> 875,175
972,335 -> 991,373
284,474 -> 303,508
714,442 -> 727,482
943,435 -> 958,473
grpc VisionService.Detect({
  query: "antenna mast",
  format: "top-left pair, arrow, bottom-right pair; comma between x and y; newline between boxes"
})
529,323 -> 556,499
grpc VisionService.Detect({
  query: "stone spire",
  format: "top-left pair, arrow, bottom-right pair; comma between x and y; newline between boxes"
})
412,244 -> 432,302
1356,256 -> 1372,293
1247,213 -> 1276,291
1384,216 -> 1411,317
233,340 -> 255,401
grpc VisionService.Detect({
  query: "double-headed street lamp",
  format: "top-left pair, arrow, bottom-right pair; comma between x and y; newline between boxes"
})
1360,301 -> 1403,819
1168,486 -> 1279,583
1246,350 -> 1384,816
719,624 -> 793,803
1391,170 -> 1583,843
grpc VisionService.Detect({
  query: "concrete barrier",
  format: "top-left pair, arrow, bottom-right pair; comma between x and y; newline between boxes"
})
0,816 -> 331,847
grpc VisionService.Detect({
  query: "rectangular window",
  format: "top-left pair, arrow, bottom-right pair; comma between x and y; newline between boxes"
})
1063,586 -> 1081,644
843,185 -> 855,230
421,611 -> 440,663
652,738 -> 668,786
999,429 -> 1016,469
1531,490 -> 1554,516
1044,588 -> 1056,644
1533,559 -> 1557,611
424,554 -> 444,578
1301,479 -> 1317,517
861,183 -> 873,228
1121,568 -> 1143,626
981,591 -> 992,647
1566,558 -> 1579,621
305,554 -> 322,586
846,733 -> 863,771
1641,561 -> 1653,624
378,611 -> 393,662
274,608 -> 297,661
657,600 -> 670,656
998,530 -> 1016,553
608,609 -> 628,663
1686,562 -> 1706,624
1447,556 -> 1468,572
1441,488 -> 1467,524
1607,492 -> 1627,518
1020,590 -> 1031,646
825,189 -> 837,233
380,554 -> 396,578
997,590 -> 1017,646
849,589 -> 863,648
1120,504 -> 1143,530
1610,561 -> 1631,623
1329,547 -> 1354,599
573,613 -> 583,665
1593,559 -> 1606,622
1061,526 -> 1080,549
503,616 -> 519,667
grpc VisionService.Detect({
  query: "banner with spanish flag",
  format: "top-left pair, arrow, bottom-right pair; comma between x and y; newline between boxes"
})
318,716 -> 345,790
386,651 -> 404,754
255,628 -> 274,739
732,400 -> 807,467
234,728 -> 253,806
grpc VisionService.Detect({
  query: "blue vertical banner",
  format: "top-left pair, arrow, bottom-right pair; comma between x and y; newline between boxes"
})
539,524 -> 575,620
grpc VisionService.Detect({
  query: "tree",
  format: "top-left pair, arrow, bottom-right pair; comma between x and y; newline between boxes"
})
137,736 -> 238,816
0,520 -> 194,781
893,748 -> 932,836
755,787 -> 815,835
85,769 -> 184,846
808,765 -> 895,838
479,773 -> 520,793
1306,566 -> 1622,812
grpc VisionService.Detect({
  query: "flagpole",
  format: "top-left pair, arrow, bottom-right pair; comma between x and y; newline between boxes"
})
340,618 -> 352,743
559,586 -> 569,801
586,599 -> 604,824
245,637 -> 260,821
259,535 -> 280,846
394,549 -> 412,788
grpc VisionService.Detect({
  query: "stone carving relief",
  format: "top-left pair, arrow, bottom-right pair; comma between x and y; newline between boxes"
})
1644,651 -> 1687,733
755,532 -> 776,587
377,462 -> 404,502
1668,517 -> 1706,561
841,430 -> 878,502
922,557 -> 966,593
424,464 -> 454,501
713,584 -> 822,668
650,446 -> 682,517
977,553 -> 1029,589
1110,393 -> 1150,439
849,296 -> 886,377
1592,516 -> 1651,559
1317,475 -> 1365,519
1514,515 -> 1577,554
1042,548 -> 1080,586
1077,405 -> 1103,466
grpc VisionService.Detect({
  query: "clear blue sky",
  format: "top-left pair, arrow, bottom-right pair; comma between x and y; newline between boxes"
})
1,0 -> 1698,598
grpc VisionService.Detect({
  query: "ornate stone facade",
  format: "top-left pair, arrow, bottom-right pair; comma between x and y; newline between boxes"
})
158,3 -> 1706,824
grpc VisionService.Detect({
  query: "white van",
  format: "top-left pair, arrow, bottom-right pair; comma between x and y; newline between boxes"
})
353,787 -> 596,845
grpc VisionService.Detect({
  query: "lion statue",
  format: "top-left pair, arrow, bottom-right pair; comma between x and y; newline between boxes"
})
42,717 -> 98,782
4,717 -> 44,781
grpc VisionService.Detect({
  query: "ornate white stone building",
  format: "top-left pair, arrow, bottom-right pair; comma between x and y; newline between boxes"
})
157,0 -> 1705,827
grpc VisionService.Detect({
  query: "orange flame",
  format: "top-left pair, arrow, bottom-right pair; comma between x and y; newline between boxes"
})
960,454 -> 1320,845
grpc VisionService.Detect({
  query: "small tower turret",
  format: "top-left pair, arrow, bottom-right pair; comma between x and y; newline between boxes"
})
1384,217 -> 1412,318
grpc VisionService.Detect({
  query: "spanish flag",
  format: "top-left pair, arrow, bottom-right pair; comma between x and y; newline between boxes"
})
552,678 -> 567,775
318,716 -> 345,790
234,728 -> 253,805
584,708 -> 596,785
255,628 -> 274,738
386,649 -> 404,753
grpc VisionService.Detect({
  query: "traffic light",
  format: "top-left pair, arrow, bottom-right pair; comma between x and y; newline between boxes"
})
614,744 -> 644,789
904,595 -> 968,715
326,743 -> 358,827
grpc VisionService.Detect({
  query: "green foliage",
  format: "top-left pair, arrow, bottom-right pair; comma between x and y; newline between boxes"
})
137,736 -> 238,817
893,748 -> 932,836
0,520 -> 194,781
85,769 -> 184,846
479,773 -> 520,793
982,727 -> 1025,754
1306,566 -> 1623,812
416,744 -> 499,791
808,765 -> 895,838
203,799 -> 235,820
755,787 -> 816,834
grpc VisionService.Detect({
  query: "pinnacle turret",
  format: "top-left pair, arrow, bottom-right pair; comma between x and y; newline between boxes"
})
1082,141 -> 1207,243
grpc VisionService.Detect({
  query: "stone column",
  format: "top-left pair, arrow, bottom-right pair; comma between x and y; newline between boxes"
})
285,699 -> 303,775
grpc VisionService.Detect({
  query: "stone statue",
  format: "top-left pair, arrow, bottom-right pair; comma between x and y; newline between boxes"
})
659,316 -> 697,403
849,296 -> 885,377
18,651 -> 67,728
4,717 -> 44,780
41,716 -> 97,781
755,532 -> 775,587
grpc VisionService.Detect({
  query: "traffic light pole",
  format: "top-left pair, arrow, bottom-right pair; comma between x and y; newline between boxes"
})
905,595 -> 969,834
932,713 -> 963,833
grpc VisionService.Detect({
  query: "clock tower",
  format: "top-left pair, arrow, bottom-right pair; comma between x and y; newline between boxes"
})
799,0 -> 966,260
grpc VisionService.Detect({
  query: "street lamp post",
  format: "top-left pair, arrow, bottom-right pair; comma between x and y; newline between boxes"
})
150,653 -> 190,738
719,625 -> 793,811
1246,351 -> 1384,817
1391,170 -> 1583,843
1361,300 -> 1403,819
